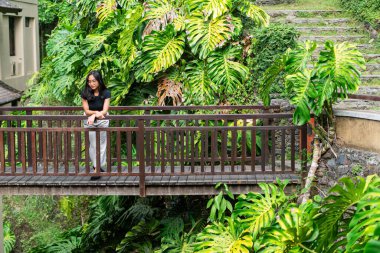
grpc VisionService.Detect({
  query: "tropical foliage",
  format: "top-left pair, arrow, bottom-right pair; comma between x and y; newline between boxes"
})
27,0 -> 269,106
3,222 -> 16,253
26,175 -> 380,252
260,40 -> 366,125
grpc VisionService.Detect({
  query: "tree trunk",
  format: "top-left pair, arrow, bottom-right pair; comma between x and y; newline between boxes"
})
300,136 -> 322,204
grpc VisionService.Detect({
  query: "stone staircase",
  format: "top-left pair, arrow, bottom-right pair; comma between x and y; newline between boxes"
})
264,8 -> 380,94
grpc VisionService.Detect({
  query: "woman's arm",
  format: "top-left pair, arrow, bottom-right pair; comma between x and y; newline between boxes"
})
82,99 -> 99,116
98,98 -> 110,118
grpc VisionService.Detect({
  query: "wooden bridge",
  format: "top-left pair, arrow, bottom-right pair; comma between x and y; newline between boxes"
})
0,106 -> 307,196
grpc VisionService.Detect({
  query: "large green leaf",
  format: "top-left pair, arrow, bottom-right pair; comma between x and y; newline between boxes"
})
285,69 -> 316,125
187,0 -> 232,18
257,201 -> 319,253
314,41 -> 366,113
143,0 -> 179,35
208,47 -> 249,94
315,176 -> 377,252
184,60 -> 217,104
285,40 -> 317,74
236,0 -> 269,27
186,14 -> 233,59
194,217 -> 253,253
234,182 -> 288,240
134,25 -> 185,82
346,176 -> 380,252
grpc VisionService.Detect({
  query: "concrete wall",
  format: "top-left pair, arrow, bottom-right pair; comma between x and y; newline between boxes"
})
0,0 -> 39,91
336,111 -> 380,154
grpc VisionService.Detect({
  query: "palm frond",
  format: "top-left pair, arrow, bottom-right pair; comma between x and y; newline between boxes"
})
186,14 -> 233,59
236,0 -> 269,27
3,223 -> 16,253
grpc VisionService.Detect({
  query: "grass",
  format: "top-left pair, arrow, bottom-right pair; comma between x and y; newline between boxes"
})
263,0 -> 341,10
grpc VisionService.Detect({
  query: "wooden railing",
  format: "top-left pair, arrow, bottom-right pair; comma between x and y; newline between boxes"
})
0,106 -> 307,195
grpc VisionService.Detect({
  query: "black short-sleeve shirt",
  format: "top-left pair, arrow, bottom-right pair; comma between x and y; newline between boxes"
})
81,89 -> 111,111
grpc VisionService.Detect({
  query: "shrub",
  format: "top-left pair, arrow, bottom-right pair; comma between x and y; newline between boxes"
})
340,0 -> 380,29
248,23 -> 299,97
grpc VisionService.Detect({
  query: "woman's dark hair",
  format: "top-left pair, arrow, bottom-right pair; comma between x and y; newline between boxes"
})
81,70 -> 107,101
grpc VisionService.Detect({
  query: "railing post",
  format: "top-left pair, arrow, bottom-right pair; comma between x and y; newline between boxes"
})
26,110 -> 32,168
300,123 -> 308,185
138,119 -> 146,197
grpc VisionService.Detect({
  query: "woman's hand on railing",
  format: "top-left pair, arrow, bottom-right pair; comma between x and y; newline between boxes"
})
95,111 -> 105,119
87,114 -> 96,125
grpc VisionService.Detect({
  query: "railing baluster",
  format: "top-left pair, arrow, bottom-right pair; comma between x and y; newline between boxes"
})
31,131 -> 37,174
43,131 -> 48,175
0,132 -> 4,174
251,117 -> 256,172
291,129 -> 295,171
242,119 -> 247,172
64,130 -> 69,174
126,120 -> 132,174
10,130 -> 16,174
75,122 -> 80,175
107,130 -> 112,174
20,131 -> 26,174
138,119 -> 145,197
231,119 -> 237,172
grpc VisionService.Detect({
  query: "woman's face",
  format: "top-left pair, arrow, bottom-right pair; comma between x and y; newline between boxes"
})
87,74 -> 100,91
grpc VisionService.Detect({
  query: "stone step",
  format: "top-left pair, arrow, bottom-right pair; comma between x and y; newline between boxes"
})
296,26 -> 360,33
314,44 -> 372,53
365,64 -> 380,73
266,9 -> 343,18
300,35 -> 367,42
365,54 -> 380,62
361,75 -> 380,81
257,0 -> 294,5
282,18 -> 352,25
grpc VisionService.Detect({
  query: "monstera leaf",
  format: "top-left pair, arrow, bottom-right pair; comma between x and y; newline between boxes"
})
346,176 -> 380,252
194,217 -> 253,253
208,47 -> 249,95
313,41 -> 366,114
184,60 -> 217,104
234,181 -> 289,240
315,176 -> 377,253
257,201 -> 319,253
134,25 -> 185,82
187,0 -> 232,18
186,14 -> 233,59
235,0 -> 269,27
285,69 -> 316,125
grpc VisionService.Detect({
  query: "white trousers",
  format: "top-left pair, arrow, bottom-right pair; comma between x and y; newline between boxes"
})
84,119 -> 109,168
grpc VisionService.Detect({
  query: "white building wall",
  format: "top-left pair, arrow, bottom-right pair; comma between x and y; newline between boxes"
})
0,0 -> 39,91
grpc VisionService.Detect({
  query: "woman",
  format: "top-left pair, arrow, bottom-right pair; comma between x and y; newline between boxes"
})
81,70 -> 111,180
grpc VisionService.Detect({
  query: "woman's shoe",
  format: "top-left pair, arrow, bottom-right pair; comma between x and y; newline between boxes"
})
90,167 -> 105,180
